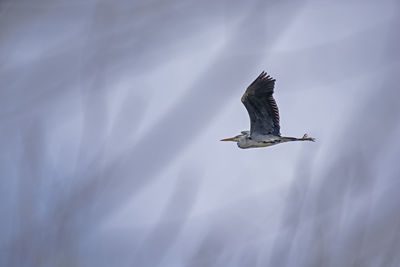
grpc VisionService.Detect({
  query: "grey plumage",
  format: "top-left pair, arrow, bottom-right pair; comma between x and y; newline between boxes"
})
241,71 -> 280,137
221,71 -> 315,149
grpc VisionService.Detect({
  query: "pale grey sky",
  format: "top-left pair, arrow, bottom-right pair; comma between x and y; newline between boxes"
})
1,0 -> 400,266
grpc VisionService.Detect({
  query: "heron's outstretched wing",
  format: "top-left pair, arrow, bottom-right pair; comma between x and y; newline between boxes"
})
241,71 -> 280,136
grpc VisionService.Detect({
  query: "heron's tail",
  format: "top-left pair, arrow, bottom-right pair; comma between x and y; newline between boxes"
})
281,134 -> 315,142
299,133 -> 315,142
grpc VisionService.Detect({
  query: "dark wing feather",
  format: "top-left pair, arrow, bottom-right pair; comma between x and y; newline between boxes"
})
241,71 -> 281,136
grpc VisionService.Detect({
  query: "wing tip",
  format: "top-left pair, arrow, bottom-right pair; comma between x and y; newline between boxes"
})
243,70 -> 277,101
259,70 -> 276,82
252,70 -> 276,91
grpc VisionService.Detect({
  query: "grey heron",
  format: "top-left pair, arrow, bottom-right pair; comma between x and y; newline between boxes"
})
221,71 -> 315,149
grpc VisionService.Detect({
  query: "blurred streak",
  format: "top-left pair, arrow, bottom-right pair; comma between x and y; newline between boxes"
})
188,228 -> 226,267
131,167 -> 201,267
268,147 -> 316,267
273,20 -> 400,90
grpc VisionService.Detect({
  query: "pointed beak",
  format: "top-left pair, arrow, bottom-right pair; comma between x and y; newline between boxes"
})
220,137 -> 235,141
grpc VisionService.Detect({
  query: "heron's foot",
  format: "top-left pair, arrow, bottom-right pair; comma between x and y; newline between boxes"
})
301,133 -> 315,142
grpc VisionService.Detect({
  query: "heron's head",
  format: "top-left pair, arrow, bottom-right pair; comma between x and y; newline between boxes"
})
220,134 -> 245,143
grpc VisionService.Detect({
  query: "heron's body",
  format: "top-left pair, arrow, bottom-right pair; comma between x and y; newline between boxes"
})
225,132 -> 314,149
221,71 -> 315,149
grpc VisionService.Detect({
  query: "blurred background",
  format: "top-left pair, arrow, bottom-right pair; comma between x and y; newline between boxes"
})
1,0 -> 400,266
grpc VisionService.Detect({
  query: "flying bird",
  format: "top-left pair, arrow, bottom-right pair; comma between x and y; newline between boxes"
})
221,71 -> 315,149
